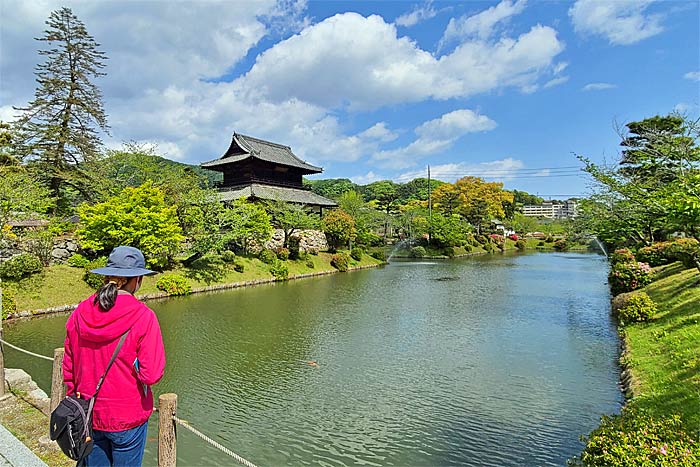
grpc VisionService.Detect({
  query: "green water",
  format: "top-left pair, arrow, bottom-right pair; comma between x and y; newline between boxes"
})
4,252 -> 622,466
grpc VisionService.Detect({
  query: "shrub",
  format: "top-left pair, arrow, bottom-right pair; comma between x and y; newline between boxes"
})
356,230 -> 382,247
615,292 -> 657,325
83,257 -> 107,289
665,238 -> 700,269
508,234 -> 519,241
233,262 -> 245,273
275,247 -> 290,261
515,239 -> 527,250
636,243 -> 669,266
545,236 -> 554,243
409,246 -> 426,258
305,259 -> 315,269
323,209 -> 356,251
67,253 -> 90,268
611,248 -> 636,266
220,250 -> 236,263
490,234 -> 504,243
476,235 -> 488,245
2,289 -> 17,319
259,249 -> 277,264
553,239 -> 569,251
537,241 -> 545,247
156,274 -> 192,296
463,244 -> 473,253
483,243 -> 495,253
307,247 -> 319,256
269,260 -> 289,281
350,247 -> 364,261
371,250 -> 386,262
444,246 -> 456,258
331,253 -> 350,272
0,253 -> 44,280
288,236 -> 301,260
609,261 -> 653,295
572,408 -> 700,466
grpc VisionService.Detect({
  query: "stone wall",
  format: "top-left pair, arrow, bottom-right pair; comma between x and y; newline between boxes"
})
263,229 -> 328,252
0,236 -> 80,265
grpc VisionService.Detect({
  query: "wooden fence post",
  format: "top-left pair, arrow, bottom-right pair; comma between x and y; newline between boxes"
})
158,393 -> 177,467
50,348 -> 65,412
0,281 -> 4,398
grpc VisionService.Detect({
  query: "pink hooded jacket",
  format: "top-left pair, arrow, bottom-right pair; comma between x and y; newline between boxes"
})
63,293 -> 165,432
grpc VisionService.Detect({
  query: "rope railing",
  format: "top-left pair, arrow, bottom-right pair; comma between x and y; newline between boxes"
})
172,415 -> 259,467
0,338 -> 259,467
0,338 -> 54,362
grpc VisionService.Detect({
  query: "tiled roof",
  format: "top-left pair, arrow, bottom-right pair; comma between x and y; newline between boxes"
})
202,133 -> 322,173
218,183 -> 337,207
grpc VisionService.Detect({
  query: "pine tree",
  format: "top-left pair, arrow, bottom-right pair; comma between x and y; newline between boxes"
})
14,7 -> 108,211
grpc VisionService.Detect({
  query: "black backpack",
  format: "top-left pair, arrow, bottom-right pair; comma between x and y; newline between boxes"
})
50,331 -> 129,462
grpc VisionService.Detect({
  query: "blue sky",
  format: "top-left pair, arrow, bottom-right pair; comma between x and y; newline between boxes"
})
1,0 -> 698,199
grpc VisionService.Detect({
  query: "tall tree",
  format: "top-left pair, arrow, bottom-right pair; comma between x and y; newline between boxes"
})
264,200 -> 319,248
14,7 -> 108,211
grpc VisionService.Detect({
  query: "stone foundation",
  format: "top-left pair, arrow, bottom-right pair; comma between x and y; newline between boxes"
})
262,229 -> 328,252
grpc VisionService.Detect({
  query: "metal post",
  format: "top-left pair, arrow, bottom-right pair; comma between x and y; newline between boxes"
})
50,348 -> 65,412
158,393 -> 177,467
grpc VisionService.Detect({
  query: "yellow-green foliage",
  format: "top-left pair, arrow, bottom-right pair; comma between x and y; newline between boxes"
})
2,288 -> 17,318
156,274 -> 191,295
77,181 -> 184,268
615,292 -> 658,325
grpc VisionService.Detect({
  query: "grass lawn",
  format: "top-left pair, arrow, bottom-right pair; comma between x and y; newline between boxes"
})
4,252 -> 383,312
622,262 -> 700,435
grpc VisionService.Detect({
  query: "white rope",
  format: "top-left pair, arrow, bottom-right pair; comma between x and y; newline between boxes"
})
173,415 -> 259,467
0,338 -> 54,362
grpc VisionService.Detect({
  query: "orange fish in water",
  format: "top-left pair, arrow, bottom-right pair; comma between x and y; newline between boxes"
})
307,360 -> 320,368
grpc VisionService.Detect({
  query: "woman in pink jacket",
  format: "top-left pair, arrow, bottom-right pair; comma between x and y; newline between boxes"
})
63,246 -> 166,467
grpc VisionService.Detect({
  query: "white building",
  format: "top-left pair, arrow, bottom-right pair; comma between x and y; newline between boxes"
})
522,200 -> 578,219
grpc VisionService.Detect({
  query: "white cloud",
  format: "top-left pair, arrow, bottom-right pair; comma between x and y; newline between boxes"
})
440,0 -> 527,46
569,0 -> 664,45
374,109 -> 497,169
582,82 -> 617,91
350,171 -> 383,185
0,106 -> 19,122
543,76 -> 569,88
396,158 -> 525,183
236,13 -> 565,110
684,71 -> 700,82
396,2 -> 438,27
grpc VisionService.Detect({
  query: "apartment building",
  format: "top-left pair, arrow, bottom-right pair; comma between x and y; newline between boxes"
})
522,200 -> 578,219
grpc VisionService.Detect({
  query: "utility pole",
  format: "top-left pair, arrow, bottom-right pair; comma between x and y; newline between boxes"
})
428,165 -> 432,244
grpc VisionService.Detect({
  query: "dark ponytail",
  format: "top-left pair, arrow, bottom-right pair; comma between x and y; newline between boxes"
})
94,280 -> 120,311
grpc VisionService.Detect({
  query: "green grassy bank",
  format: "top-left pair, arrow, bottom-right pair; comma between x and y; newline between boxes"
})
622,262 -> 700,432
3,252 -> 383,313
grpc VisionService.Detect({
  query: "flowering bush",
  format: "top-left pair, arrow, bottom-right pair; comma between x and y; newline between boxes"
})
609,261 -> 653,295
331,253 -> 350,272
508,234 -> 519,241
615,292 -> 657,325
572,409 -> 700,466
611,248 -> 636,266
490,234 -> 504,242
156,274 -> 192,296
636,243 -> 670,267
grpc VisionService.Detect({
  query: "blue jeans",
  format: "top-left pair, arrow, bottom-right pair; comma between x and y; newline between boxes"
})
84,421 -> 148,467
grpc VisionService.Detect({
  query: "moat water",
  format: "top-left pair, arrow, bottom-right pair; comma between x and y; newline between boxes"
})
5,251 -> 622,466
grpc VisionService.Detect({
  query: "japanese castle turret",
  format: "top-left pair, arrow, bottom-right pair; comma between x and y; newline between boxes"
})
202,133 -> 337,213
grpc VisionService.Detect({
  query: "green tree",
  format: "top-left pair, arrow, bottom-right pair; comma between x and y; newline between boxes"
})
397,177 -> 444,203
338,190 -> 378,244
13,7 -> 108,212
77,182 -> 184,268
509,212 -> 540,235
222,199 -> 274,254
264,200 -> 319,248
305,178 -> 358,200
0,167 -> 54,238
322,209 -> 356,251
0,122 -> 20,167
363,180 -> 400,241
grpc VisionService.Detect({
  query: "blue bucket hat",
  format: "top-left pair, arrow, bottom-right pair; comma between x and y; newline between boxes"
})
90,246 -> 156,277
